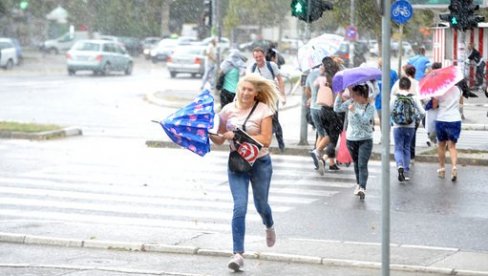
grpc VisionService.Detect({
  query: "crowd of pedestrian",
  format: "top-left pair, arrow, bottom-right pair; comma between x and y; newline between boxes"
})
201,39 -> 468,271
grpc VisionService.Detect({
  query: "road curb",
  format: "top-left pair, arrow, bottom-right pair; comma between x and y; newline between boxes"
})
146,140 -> 488,166
0,127 -> 82,140
2,233 -> 487,275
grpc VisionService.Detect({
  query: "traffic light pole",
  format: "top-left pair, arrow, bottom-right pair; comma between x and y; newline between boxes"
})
381,0 -> 392,275
298,0 -> 312,146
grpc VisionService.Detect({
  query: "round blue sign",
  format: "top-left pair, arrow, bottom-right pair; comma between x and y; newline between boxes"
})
391,0 -> 413,25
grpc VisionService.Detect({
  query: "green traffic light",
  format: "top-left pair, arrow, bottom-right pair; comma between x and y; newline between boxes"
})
451,16 -> 458,25
19,0 -> 28,10
294,2 -> 303,14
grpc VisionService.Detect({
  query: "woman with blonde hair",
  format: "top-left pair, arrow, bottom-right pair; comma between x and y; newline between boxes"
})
210,73 -> 278,271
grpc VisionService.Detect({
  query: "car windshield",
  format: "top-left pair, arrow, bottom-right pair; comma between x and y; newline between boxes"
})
173,47 -> 203,55
73,42 -> 100,51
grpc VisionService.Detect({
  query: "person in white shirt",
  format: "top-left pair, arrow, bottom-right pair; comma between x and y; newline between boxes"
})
432,85 -> 462,181
200,37 -> 217,90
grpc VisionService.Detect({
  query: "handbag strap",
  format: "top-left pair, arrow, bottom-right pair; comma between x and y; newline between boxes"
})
241,101 -> 259,132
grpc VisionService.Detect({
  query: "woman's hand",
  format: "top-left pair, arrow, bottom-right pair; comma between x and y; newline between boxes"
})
348,103 -> 355,112
222,131 -> 235,141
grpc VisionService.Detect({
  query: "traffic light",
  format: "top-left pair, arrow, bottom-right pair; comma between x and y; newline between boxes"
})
465,0 -> 485,30
203,0 -> 212,27
19,0 -> 28,10
291,0 -> 333,23
291,0 -> 308,21
439,0 -> 460,29
439,0 -> 485,31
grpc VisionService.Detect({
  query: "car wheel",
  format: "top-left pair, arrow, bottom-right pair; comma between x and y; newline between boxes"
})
49,48 -> 59,55
124,62 -> 133,75
191,73 -> 197,78
170,71 -> 176,78
101,63 -> 111,76
5,59 -> 14,70
68,69 -> 76,76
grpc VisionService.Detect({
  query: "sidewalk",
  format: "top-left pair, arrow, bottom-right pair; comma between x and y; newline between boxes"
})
145,90 -> 488,166
1,232 -> 487,275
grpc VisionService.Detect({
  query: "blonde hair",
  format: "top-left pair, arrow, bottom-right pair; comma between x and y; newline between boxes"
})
236,73 -> 279,113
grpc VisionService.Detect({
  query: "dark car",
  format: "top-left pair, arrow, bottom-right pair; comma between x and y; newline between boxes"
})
238,39 -> 273,52
118,37 -> 143,57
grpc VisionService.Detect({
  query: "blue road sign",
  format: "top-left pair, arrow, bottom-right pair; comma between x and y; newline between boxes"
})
391,0 -> 413,25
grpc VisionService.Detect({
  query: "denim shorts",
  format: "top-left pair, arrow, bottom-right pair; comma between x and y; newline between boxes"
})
435,120 -> 461,143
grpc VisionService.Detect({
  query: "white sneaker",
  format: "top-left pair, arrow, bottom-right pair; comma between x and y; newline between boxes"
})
358,187 -> 366,200
317,158 -> 325,176
353,185 -> 360,195
227,253 -> 244,272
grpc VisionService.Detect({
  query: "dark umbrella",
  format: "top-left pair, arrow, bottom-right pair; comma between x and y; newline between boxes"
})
154,89 -> 215,157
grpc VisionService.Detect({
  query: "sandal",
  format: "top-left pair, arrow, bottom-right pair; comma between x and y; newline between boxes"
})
437,168 -> 445,179
451,167 -> 457,182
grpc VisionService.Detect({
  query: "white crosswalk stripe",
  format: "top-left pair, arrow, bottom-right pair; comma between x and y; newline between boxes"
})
0,154 -> 381,233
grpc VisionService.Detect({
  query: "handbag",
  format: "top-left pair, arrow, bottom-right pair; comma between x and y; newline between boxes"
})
216,71 -> 226,90
336,130 -> 352,165
228,102 -> 260,173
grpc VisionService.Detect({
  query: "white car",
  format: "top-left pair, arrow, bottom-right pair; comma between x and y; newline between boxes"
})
0,38 -> 18,69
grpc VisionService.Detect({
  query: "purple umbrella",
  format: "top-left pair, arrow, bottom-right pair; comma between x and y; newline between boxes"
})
332,66 -> 382,93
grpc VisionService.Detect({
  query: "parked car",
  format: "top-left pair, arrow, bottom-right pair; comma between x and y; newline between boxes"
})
150,37 -> 197,63
0,38 -> 18,69
142,37 -> 161,59
195,36 -> 230,52
118,37 -> 143,57
66,39 -> 133,76
166,45 -> 206,78
39,31 -> 89,55
0,37 -> 22,65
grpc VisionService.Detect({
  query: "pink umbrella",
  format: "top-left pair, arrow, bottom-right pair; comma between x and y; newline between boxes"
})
418,65 -> 463,100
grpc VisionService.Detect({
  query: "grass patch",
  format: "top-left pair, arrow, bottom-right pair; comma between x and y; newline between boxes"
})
0,121 -> 63,133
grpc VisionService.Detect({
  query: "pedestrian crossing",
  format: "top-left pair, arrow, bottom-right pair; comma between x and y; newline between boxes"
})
0,151 -> 383,234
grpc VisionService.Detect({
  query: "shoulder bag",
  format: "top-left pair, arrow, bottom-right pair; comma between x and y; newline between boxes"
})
228,101 -> 259,173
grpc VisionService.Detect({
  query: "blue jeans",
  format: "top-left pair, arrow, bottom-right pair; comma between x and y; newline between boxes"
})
346,139 -> 373,189
394,127 -> 415,172
201,63 -> 216,88
228,154 -> 273,254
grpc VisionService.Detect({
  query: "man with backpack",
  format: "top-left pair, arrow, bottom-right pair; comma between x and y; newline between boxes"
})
248,47 -> 286,152
390,77 -> 425,182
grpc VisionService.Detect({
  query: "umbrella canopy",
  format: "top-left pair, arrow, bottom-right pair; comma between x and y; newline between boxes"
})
297,33 -> 343,71
332,66 -> 382,93
419,65 -> 463,100
157,89 -> 215,156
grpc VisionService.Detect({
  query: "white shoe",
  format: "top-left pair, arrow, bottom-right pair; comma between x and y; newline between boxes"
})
228,253 -> 244,272
317,158 -> 325,176
353,185 -> 360,195
358,187 -> 366,199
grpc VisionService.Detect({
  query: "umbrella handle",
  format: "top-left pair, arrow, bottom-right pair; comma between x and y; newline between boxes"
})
151,120 -> 160,124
